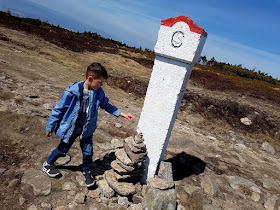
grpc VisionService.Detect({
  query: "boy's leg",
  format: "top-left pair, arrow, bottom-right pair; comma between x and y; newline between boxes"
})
43,134 -> 78,177
80,135 -> 93,171
80,135 -> 95,187
47,135 -> 77,164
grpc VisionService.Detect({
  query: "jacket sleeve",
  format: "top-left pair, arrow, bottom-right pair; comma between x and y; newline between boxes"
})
46,91 -> 73,132
100,95 -> 122,117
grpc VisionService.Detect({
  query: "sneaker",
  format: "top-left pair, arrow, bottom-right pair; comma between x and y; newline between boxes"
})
42,161 -> 61,177
83,171 -> 95,187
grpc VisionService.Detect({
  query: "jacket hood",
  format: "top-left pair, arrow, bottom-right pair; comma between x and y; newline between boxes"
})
65,81 -> 84,97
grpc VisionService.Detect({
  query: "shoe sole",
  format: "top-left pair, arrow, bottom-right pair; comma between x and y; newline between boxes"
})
42,166 -> 61,178
85,180 -> 96,187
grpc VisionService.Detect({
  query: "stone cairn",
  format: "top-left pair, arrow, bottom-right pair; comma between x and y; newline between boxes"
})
100,133 -> 148,197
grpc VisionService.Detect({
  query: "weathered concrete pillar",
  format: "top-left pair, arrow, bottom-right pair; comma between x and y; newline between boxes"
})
137,16 -> 207,182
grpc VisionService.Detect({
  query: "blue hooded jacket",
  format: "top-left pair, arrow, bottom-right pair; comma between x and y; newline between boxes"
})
46,81 -> 121,143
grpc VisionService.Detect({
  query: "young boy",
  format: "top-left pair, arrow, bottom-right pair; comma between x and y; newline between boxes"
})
43,62 -> 133,187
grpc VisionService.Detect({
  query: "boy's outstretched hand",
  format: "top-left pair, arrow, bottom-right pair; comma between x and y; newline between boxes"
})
120,112 -> 133,121
46,131 -> 53,137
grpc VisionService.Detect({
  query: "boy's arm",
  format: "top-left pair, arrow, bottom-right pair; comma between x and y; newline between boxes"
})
46,91 -> 72,133
99,91 -> 133,121
100,95 -> 122,116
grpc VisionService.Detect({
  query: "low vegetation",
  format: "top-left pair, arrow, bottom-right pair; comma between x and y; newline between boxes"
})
198,56 -> 279,85
190,68 -> 280,105
107,76 -> 148,97
181,92 -> 279,139
0,11 -> 154,55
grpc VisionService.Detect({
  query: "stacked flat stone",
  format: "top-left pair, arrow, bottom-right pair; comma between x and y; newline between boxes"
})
108,133 -> 147,184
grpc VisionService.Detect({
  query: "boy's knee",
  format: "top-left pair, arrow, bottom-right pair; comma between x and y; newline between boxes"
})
83,145 -> 93,156
83,151 -> 93,156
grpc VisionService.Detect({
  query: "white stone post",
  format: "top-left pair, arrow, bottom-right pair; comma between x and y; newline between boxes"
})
137,16 -> 207,182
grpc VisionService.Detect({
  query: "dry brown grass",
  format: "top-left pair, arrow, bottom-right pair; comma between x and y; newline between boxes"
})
176,185 -> 205,209
190,66 -> 280,105
0,111 -> 42,134
180,92 -> 279,139
0,90 -> 14,100
107,76 -> 148,98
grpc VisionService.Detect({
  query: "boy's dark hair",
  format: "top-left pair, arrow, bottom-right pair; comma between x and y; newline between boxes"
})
86,62 -> 108,79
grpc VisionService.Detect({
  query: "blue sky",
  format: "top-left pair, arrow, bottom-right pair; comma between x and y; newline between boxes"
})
1,0 -> 279,79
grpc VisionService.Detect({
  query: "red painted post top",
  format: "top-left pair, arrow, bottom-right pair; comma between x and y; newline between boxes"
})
161,15 -> 207,37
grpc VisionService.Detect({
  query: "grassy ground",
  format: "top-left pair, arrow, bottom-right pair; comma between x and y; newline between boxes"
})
0,23 -> 280,209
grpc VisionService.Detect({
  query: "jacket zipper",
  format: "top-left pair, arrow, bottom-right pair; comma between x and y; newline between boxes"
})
66,97 -> 80,143
80,91 -> 91,139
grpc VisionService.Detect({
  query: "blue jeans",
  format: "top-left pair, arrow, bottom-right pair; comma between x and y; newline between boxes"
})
47,134 -> 93,172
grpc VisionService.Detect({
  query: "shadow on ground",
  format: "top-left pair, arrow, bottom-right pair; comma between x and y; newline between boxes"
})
57,151 -> 116,177
165,152 -> 206,181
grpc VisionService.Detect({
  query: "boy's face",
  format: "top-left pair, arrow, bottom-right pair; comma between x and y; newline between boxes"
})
88,76 -> 106,91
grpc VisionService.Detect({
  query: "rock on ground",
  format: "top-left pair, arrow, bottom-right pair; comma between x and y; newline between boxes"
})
96,179 -> 114,198
147,177 -> 175,190
227,176 -> 261,193
157,161 -> 173,180
261,142 -> 276,155
62,181 -> 76,191
111,138 -> 124,148
142,187 -> 177,210
264,195 -> 278,210
21,170 -> 51,196
105,170 -> 136,196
